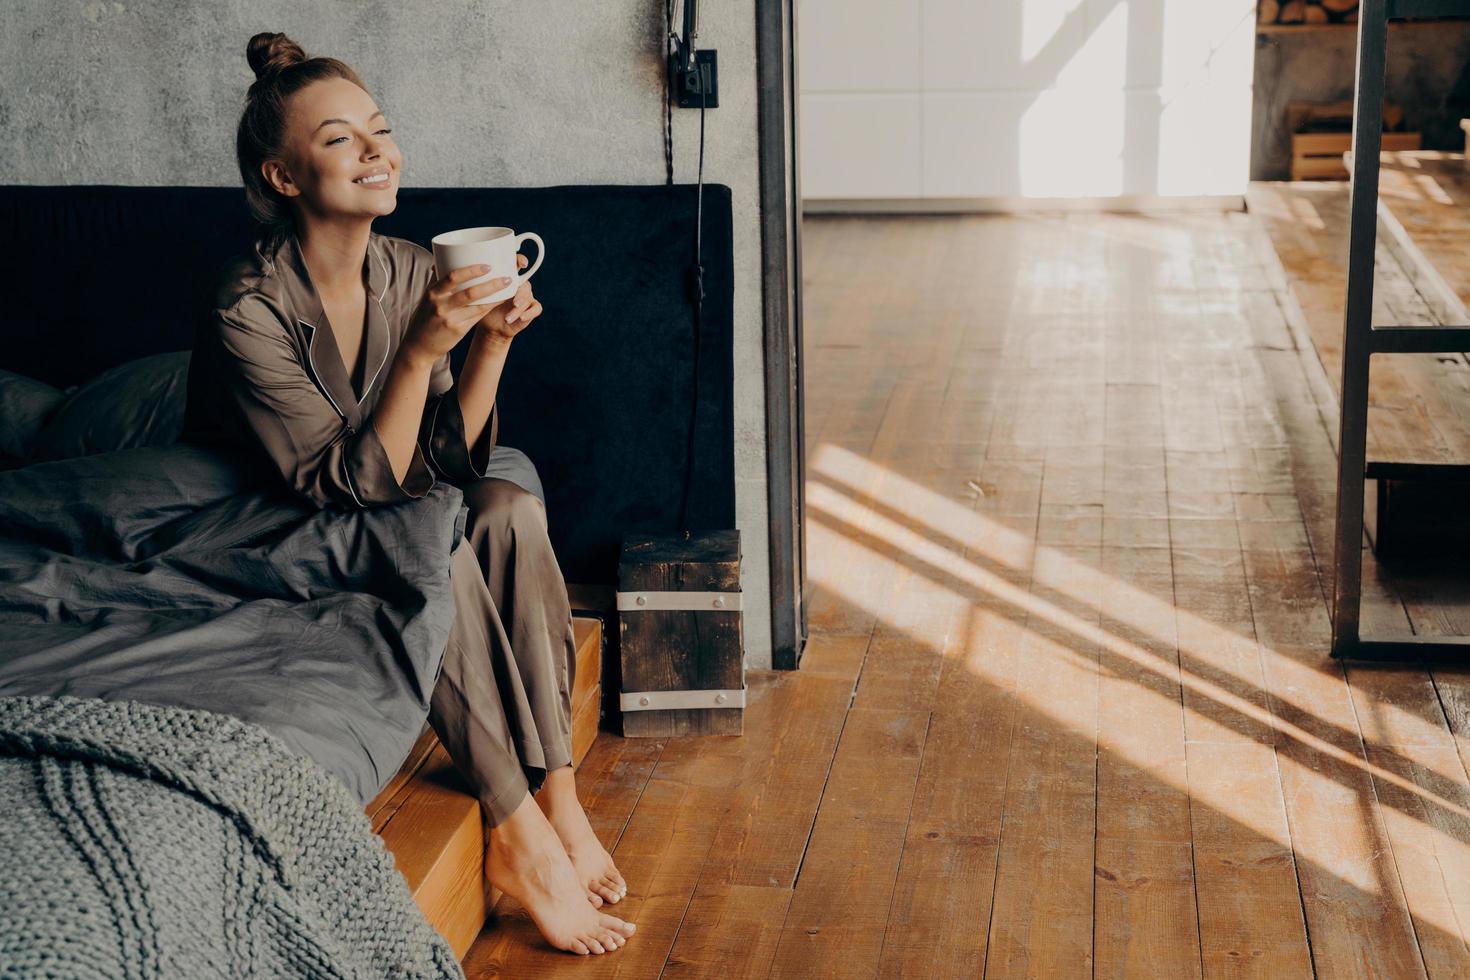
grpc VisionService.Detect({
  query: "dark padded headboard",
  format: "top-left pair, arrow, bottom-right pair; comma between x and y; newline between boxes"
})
0,184 -> 735,583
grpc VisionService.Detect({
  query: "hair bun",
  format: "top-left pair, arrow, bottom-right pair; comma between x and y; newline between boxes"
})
246,32 -> 306,80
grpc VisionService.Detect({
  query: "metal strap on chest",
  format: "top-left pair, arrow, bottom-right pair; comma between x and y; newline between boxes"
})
618,688 -> 746,712
615,590 -> 742,611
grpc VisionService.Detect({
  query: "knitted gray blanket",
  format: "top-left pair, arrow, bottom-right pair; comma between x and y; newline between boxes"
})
0,696 -> 465,979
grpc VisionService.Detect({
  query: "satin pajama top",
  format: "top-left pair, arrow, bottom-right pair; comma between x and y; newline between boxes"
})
183,230 -> 499,510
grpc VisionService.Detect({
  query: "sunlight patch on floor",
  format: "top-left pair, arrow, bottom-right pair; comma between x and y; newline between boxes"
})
803,440 -> 1470,923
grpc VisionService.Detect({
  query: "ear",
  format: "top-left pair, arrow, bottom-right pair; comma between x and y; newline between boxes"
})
262,160 -> 301,199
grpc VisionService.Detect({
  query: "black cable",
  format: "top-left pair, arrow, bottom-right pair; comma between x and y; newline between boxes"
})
663,0 -> 674,187
678,68 -> 707,531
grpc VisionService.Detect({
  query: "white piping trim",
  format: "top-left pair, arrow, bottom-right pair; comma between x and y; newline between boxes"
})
300,319 -> 351,423
342,452 -> 367,508
371,242 -> 388,297
359,294 -> 390,406
356,242 -> 392,406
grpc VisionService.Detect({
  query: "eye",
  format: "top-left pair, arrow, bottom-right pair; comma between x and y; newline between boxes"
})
325,128 -> 391,147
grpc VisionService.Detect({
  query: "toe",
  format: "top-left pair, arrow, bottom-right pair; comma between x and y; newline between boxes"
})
599,912 -> 636,937
587,888 -> 604,908
602,931 -> 622,950
570,939 -> 589,956
586,937 -> 606,954
593,881 -> 620,905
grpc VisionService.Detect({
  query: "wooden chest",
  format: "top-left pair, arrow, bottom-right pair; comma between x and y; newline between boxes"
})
617,530 -> 744,737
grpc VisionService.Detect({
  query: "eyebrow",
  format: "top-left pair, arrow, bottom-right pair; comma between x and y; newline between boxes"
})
313,110 -> 384,134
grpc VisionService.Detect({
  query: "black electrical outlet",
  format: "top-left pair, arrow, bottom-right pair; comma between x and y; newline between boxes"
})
673,49 -> 718,108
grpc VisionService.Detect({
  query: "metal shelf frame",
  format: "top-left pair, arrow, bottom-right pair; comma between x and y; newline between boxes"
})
1331,0 -> 1470,661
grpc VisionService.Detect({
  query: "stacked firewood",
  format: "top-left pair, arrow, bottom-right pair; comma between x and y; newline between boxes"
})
1258,0 -> 1359,24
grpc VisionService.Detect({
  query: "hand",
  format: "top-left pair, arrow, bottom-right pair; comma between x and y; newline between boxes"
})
404,263 -> 513,363
477,254 -> 544,343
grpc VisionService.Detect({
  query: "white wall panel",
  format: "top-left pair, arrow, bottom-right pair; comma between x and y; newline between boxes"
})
921,92 -> 1031,198
797,0 -> 922,93
801,0 -> 1256,202
1154,84 -> 1254,196
920,0 -> 1088,93
801,94 -> 924,198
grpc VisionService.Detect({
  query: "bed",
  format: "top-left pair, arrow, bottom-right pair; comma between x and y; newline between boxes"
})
0,182 -> 733,796
0,183 -> 734,956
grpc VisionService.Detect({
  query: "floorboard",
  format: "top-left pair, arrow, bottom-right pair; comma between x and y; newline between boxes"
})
464,209 -> 1470,978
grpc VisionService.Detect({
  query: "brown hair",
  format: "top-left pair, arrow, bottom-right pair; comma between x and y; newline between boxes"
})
236,32 -> 368,245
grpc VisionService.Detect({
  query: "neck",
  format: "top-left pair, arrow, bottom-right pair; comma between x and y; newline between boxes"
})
295,214 -> 373,295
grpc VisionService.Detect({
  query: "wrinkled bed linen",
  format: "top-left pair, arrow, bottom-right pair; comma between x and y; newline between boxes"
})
0,444 -> 465,804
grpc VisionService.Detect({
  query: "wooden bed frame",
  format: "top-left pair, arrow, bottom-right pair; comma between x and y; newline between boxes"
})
366,614 -> 604,957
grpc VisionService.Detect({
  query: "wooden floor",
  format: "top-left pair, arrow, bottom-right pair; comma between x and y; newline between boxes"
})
1246,176 -> 1470,471
1375,151 -> 1470,321
465,211 -> 1470,978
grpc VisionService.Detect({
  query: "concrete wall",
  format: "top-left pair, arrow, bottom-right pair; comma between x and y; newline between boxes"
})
1251,22 -> 1470,180
798,0 -> 1257,203
0,0 -> 774,667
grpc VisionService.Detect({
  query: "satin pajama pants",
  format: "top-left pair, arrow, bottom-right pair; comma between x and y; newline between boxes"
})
427,477 -> 577,826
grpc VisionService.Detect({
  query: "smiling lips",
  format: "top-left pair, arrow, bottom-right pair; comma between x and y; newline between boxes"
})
353,171 -> 391,187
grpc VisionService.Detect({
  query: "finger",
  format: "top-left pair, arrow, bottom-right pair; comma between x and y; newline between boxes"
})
517,254 -> 529,269
505,300 -> 542,326
448,262 -> 494,285
432,263 -> 491,294
457,278 -> 512,306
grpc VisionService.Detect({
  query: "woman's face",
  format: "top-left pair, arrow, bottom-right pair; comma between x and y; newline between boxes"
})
266,77 -> 402,225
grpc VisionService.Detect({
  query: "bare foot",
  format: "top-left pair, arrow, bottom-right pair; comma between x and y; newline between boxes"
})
486,794 -> 635,955
538,765 -> 629,906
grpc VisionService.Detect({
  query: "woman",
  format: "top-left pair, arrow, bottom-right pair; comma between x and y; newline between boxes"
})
183,32 -> 634,957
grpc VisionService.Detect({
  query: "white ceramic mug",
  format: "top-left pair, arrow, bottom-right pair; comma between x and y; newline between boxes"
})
430,226 -> 545,305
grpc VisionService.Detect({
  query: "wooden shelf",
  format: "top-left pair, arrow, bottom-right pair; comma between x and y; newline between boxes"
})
1258,17 -> 1467,34
1257,22 -> 1355,33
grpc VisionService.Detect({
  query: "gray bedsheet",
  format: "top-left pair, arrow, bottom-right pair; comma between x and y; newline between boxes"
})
0,444 -> 466,804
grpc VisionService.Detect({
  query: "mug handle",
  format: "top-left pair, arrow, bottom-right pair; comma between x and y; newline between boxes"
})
512,232 -> 545,286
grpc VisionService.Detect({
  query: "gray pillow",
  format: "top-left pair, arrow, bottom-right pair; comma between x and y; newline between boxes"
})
0,368 -> 66,460
30,351 -> 192,462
